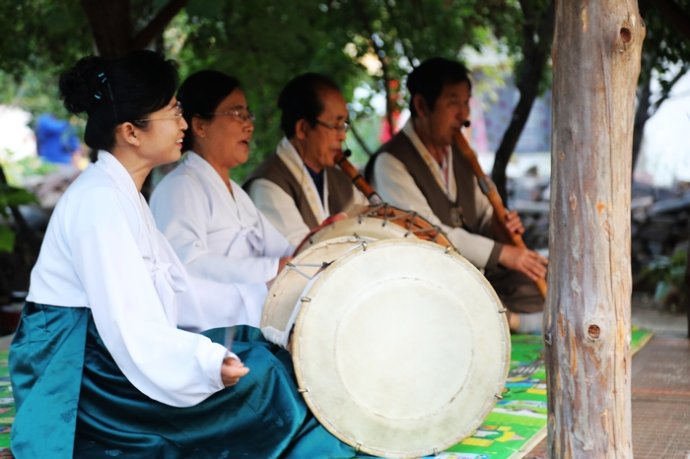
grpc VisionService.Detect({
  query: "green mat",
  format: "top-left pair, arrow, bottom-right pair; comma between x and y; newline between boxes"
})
0,327 -> 653,456
437,326 -> 653,459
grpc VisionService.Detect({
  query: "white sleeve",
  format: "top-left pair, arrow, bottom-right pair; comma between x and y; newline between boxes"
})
247,178 -> 311,247
151,174 -> 280,284
69,187 -> 229,407
234,186 -> 294,258
372,152 -> 496,269
351,183 -> 372,207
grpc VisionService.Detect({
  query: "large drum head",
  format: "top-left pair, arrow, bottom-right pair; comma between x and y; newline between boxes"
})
292,239 -> 510,458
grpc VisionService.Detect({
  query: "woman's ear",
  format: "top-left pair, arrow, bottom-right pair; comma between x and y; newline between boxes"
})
119,122 -> 140,146
191,116 -> 207,139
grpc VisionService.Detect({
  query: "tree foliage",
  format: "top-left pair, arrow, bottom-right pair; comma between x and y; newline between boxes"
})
1,0 -> 689,184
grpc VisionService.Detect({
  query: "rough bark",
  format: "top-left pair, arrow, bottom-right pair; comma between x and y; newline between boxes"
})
546,1 -> 645,458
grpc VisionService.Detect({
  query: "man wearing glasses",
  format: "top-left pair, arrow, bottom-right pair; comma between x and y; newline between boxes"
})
245,73 -> 368,246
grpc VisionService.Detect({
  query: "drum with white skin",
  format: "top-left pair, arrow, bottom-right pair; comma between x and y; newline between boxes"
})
261,238 -> 510,458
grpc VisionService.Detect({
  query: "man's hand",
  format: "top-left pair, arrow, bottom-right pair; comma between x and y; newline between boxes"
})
498,245 -> 548,281
503,210 -> 525,236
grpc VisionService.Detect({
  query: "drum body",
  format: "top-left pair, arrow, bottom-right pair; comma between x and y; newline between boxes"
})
295,204 -> 453,254
261,238 -> 510,458
261,236 -> 366,347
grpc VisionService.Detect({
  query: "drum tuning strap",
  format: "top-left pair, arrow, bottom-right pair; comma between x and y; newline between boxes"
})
287,261 -> 333,281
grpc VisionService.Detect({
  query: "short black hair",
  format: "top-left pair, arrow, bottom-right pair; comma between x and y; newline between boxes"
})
59,50 -> 178,151
177,70 -> 242,151
407,57 -> 471,118
277,72 -> 341,138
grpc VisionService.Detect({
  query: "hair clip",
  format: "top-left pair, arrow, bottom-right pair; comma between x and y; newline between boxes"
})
97,71 -> 107,83
94,91 -> 103,100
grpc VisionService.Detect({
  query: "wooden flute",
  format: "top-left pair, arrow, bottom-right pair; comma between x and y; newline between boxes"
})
334,149 -> 383,205
453,130 -> 548,299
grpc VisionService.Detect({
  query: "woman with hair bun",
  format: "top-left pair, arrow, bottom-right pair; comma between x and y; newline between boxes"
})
9,51 -> 356,459
150,70 -> 293,332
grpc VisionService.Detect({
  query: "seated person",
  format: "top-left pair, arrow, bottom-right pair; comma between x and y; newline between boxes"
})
150,70 -> 293,331
244,72 -> 368,246
9,50 -> 356,459
366,57 -> 548,333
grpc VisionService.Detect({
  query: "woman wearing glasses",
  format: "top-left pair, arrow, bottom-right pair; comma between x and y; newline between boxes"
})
244,72 -> 369,246
150,70 -> 293,332
10,54 -> 355,458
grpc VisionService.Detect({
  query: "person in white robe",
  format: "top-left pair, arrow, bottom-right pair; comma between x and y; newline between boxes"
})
8,51 -> 357,459
150,70 -> 293,331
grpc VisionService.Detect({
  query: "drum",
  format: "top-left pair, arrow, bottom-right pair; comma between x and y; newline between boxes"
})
261,238 -> 510,458
294,204 -> 453,254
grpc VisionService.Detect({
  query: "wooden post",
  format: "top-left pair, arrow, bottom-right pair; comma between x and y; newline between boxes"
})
546,1 -> 645,458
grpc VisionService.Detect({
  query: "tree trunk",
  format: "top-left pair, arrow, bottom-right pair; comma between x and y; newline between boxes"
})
631,70 -> 651,170
491,0 -> 554,202
80,0 -> 133,57
546,1 -> 644,458
80,0 -> 187,57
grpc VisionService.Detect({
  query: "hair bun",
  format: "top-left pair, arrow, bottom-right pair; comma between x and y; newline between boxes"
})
59,55 -> 108,115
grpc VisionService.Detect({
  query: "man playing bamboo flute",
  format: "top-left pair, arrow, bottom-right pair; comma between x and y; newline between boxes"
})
245,73 -> 368,246
366,57 -> 548,333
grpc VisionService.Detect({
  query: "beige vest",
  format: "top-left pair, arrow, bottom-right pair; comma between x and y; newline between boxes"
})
244,153 -> 354,229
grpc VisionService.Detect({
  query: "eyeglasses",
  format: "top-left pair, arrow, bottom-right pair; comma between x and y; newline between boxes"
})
134,101 -> 184,123
315,119 -> 350,133
207,107 -> 255,123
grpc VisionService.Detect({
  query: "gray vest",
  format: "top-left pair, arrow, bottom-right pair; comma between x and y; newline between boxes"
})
244,153 -> 354,229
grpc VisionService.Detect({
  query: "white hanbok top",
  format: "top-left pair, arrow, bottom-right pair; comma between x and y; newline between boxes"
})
27,151 -> 231,407
150,152 -> 293,329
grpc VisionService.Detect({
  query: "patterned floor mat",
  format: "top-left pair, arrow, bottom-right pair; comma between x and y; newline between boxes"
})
0,327 -> 653,457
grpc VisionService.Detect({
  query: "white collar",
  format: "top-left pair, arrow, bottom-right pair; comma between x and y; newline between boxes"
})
402,120 -> 456,197
276,137 -> 329,221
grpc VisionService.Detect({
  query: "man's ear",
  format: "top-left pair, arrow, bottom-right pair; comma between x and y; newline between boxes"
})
294,119 -> 310,140
412,94 -> 429,118
119,122 -> 140,146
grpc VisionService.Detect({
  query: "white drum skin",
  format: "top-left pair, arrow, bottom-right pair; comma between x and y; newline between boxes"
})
266,238 -> 510,458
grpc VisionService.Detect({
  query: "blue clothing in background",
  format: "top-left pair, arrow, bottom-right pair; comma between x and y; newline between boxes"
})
36,113 -> 79,164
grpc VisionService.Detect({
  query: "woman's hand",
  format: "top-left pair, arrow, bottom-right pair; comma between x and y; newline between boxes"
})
221,357 -> 250,387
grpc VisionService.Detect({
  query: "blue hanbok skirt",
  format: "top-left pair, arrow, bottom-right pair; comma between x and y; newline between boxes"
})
9,303 -> 358,458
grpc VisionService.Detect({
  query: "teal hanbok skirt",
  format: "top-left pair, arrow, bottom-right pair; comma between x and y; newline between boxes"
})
9,303 -> 357,459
